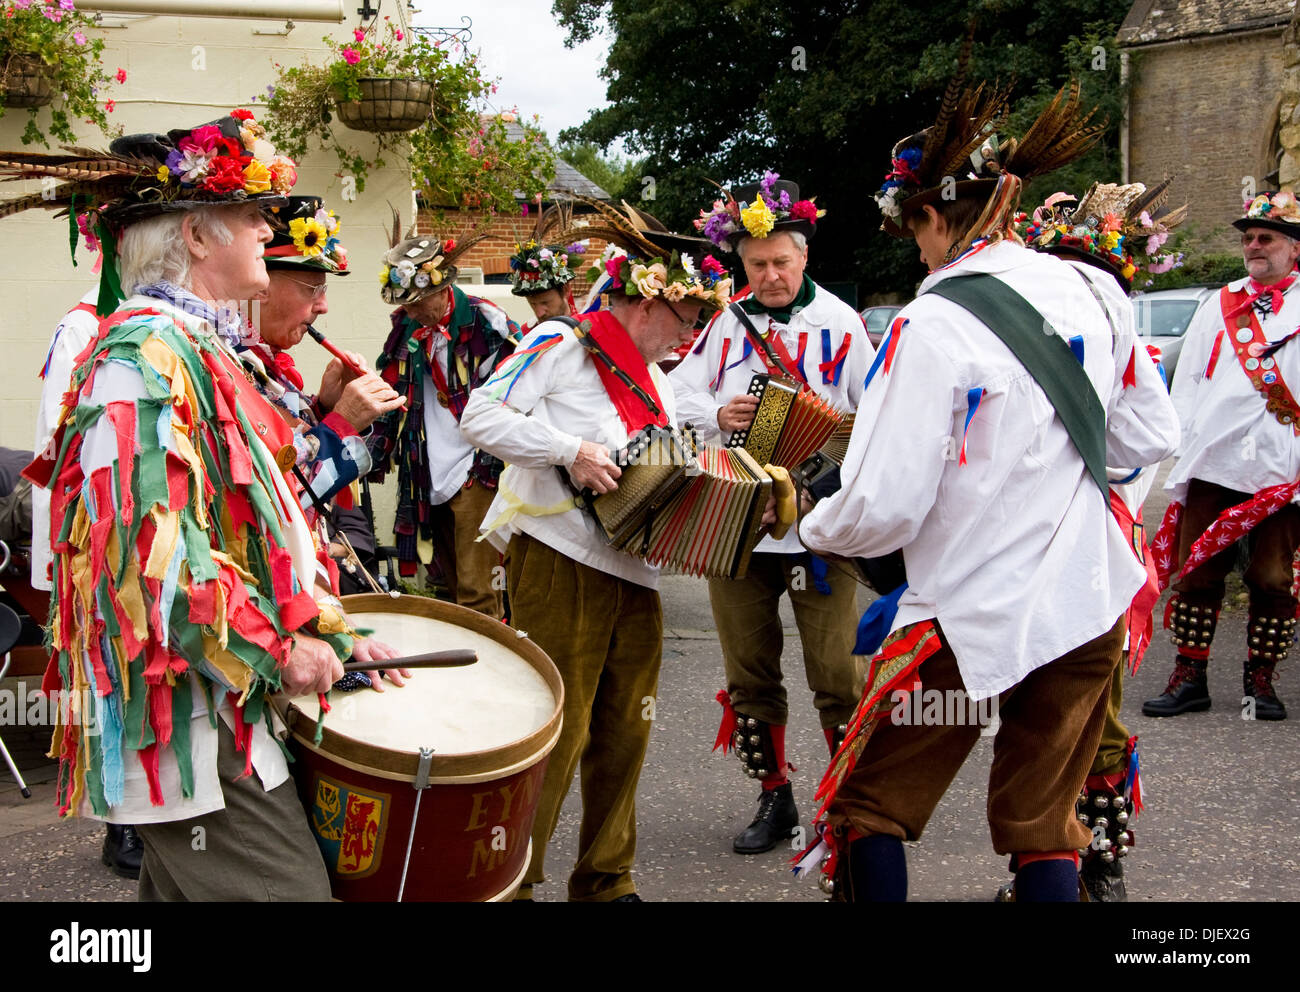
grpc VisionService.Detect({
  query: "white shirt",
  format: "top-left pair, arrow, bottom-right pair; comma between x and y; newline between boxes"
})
669,279 -> 874,553
800,241 -> 1180,700
30,291 -> 99,592
460,316 -> 677,589
1166,275 -> 1300,503
422,332 -> 475,504
70,297 -> 315,823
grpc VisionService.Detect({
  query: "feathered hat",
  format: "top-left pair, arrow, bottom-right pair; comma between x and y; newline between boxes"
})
694,172 -> 826,253
379,207 -> 487,305
874,38 -> 1106,250
508,201 -> 581,296
0,108 -> 296,310
1234,190 -> 1300,237
1016,179 -> 1188,290
560,195 -> 731,312
264,195 -> 349,275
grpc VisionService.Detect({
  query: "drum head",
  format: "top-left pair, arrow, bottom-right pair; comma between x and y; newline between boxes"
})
280,594 -> 563,782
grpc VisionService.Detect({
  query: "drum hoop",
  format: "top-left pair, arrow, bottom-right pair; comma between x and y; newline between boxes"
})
285,720 -> 562,785
275,593 -> 565,781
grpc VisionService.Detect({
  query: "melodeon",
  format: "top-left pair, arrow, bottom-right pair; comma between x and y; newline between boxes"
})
579,426 -> 772,580
726,374 -> 854,469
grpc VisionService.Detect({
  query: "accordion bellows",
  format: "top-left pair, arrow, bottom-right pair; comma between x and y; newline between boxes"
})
727,374 -> 852,468
585,428 -> 772,579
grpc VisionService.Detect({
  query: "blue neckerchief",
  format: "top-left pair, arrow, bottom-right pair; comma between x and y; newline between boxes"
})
139,281 -> 245,348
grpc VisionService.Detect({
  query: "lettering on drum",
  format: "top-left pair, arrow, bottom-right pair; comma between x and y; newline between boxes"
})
465,761 -> 546,879
291,613 -> 555,754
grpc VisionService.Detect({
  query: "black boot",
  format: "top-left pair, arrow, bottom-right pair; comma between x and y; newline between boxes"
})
1142,655 -> 1210,716
1243,612 -> 1292,721
733,783 -> 799,854
1077,783 -> 1133,902
102,824 -> 143,880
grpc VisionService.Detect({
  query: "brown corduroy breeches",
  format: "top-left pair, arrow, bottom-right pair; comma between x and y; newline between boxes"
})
829,616 -> 1125,855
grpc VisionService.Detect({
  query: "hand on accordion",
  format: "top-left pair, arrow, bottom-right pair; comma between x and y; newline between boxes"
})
718,394 -> 760,433
569,439 -> 623,494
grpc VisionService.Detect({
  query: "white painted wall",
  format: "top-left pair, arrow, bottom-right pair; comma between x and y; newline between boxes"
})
0,3 -> 420,457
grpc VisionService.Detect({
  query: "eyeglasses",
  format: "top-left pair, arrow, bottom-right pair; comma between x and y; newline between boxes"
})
660,297 -> 706,331
280,274 -> 328,300
1241,232 -> 1288,248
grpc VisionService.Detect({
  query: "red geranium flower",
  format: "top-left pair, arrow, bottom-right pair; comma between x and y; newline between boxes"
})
790,199 -> 819,223
115,68 -> 127,84
231,108 -> 254,121
200,157 -> 246,194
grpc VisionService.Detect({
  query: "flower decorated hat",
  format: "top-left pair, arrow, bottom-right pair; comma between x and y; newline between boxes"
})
379,208 -> 487,305
509,239 -> 577,295
561,195 -> 731,311
1234,190 -> 1300,237
694,171 -> 825,253
264,195 -> 349,275
1015,179 -> 1188,290
873,44 -> 1105,248
0,108 -> 295,309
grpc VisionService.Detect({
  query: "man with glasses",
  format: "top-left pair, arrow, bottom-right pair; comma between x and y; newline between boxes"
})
1145,191 -> 1300,720
671,175 -> 874,855
242,195 -> 403,511
461,214 -> 730,900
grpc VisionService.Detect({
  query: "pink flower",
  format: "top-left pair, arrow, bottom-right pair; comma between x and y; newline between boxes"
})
341,47 -> 360,66
521,203 -> 529,216
606,256 -> 624,282
105,99 -> 115,113
60,0 -> 75,9
701,255 -> 724,277
115,67 -> 127,84
395,29 -> 404,40
353,28 -> 365,42
73,30 -> 86,43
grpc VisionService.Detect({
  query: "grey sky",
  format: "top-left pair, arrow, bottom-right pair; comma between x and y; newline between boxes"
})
411,0 -> 613,145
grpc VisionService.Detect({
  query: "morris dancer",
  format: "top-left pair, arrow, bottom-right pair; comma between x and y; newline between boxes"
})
1009,181 -> 1185,900
1144,191 -> 1300,722
461,200 -> 730,901
369,227 -> 520,618
671,174 -> 872,854
6,111 -> 400,900
798,78 -> 1178,901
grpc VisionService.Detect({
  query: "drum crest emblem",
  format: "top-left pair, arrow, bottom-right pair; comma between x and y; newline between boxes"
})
311,774 -> 389,877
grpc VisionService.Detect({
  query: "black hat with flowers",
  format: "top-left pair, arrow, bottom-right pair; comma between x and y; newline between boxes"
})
0,108 -> 297,311
1234,190 -> 1300,238
694,172 -> 825,254
264,195 -> 349,275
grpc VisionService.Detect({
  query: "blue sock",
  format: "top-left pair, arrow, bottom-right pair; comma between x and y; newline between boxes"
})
848,835 -> 907,902
1015,858 -> 1079,902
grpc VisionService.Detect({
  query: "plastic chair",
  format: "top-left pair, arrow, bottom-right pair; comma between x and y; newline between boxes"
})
0,599 -> 32,799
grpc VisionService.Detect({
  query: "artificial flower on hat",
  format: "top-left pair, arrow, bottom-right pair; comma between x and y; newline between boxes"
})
694,171 -> 825,253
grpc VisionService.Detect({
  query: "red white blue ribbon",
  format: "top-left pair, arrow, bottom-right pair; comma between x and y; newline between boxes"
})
959,387 -> 984,466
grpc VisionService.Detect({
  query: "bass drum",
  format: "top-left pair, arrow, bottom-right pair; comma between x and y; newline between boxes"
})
276,593 -> 564,901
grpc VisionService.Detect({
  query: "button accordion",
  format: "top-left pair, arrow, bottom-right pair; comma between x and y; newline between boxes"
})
577,426 -> 773,580
726,374 -> 853,469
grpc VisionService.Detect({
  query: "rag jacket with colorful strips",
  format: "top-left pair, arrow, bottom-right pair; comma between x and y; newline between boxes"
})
29,298 -> 350,817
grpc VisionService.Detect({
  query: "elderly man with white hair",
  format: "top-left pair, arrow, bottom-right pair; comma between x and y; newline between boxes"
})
670,174 -> 873,855
8,111 -> 397,901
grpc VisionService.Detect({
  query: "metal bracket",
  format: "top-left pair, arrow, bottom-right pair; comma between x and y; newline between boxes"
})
413,746 -> 433,790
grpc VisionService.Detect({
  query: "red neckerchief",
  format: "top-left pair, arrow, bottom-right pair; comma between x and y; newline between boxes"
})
1225,273 -> 1297,320
583,310 -> 669,433
1218,284 -> 1300,435
257,345 -> 305,391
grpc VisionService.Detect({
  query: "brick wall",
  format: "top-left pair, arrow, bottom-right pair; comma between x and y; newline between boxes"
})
1126,30 -> 1284,254
416,206 -> 608,299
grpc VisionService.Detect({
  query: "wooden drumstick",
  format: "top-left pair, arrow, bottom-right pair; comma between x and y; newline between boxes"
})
342,649 -> 478,672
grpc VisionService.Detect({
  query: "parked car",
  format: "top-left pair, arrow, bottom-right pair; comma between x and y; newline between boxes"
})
860,304 -> 902,348
1130,286 -> 1218,384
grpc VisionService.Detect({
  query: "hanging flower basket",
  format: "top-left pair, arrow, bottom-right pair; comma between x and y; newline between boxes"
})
335,77 -> 434,133
1,53 -> 54,109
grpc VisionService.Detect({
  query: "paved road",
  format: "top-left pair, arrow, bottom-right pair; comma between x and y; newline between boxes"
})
2,461 -> 1298,902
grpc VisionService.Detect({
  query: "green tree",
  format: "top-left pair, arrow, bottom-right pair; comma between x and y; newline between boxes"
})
553,0 -> 1126,298
557,140 -> 645,201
